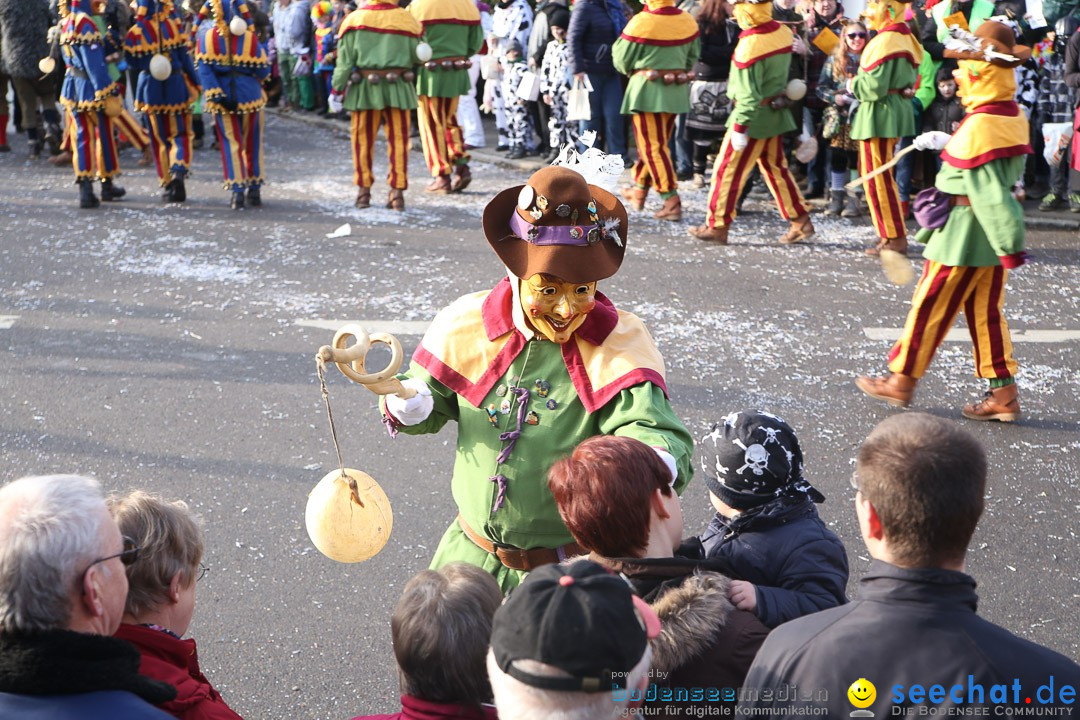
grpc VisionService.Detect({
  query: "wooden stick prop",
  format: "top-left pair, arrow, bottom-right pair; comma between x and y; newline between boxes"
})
317,324 -> 417,398
845,144 -> 919,191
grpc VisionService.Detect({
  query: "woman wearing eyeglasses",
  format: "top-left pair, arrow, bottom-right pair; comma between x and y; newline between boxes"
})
109,491 -> 244,720
817,20 -> 868,217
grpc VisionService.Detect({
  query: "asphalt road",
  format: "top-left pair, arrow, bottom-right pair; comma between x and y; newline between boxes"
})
1,112 -> 1078,719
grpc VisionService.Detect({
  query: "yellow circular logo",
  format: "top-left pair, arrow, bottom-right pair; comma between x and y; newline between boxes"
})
848,678 -> 877,709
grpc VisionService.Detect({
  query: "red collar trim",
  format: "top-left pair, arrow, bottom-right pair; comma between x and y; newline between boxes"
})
861,50 -> 918,70
739,20 -> 780,37
619,30 -> 700,46
941,144 -> 1032,169
419,17 -> 481,26
645,5 -> 682,13
880,22 -> 912,34
967,100 -> 1020,117
341,23 -> 420,37
481,277 -> 617,345
360,2 -> 399,8
732,45 -> 791,68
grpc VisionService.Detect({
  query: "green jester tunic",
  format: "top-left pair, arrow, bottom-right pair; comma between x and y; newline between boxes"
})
331,3 -> 420,111
728,22 -> 797,138
612,3 -> 700,116
409,0 -> 483,98
850,23 -> 922,140
382,280 -> 694,592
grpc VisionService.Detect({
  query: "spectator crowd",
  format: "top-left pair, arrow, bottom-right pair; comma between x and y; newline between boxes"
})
2,0 -> 1079,212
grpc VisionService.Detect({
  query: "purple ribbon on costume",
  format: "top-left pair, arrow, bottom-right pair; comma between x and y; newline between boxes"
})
496,386 -> 531,465
508,212 -> 598,247
382,414 -> 399,439
490,474 -> 508,513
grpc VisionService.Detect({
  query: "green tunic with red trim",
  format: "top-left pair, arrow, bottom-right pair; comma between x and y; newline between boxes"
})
727,21 -> 797,138
916,101 -> 1029,267
409,0 -> 483,98
612,3 -> 700,115
850,23 -> 922,140
380,279 -> 694,592
331,2 -> 420,111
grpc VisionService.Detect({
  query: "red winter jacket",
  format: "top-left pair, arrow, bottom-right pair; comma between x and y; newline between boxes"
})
114,624 -> 244,720
353,695 -> 498,720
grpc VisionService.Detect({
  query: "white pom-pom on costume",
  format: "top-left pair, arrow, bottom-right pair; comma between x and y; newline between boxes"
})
416,42 -> 433,62
149,53 -> 172,80
785,78 -> 807,101
550,131 -> 624,194
229,15 -> 248,35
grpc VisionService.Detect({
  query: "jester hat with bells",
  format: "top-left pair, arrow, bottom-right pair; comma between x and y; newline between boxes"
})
944,18 -> 1031,106
483,166 -> 628,286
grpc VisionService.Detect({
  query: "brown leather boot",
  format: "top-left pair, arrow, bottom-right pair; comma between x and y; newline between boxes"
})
137,145 -> 154,167
855,373 -> 918,408
688,223 -> 728,244
450,164 -> 471,192
653,194 -> 682,222
355,186 -> 371,209
620,185 -> 646,211
425,174 -> 451,194
387,188 -> 405,211
962,383 -> 1020,422
779,214 -> 815,244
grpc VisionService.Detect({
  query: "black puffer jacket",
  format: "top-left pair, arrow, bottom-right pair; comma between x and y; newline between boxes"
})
0,0 -> 52,79
695,495 -> 849,629
567,0 -> 626,76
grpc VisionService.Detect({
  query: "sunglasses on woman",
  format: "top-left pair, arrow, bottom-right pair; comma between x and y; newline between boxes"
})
847,32 -> 868,39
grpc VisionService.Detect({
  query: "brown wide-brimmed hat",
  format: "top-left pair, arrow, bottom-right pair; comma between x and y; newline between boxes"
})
944,21 -> 1031,67
483,166 -> 628,284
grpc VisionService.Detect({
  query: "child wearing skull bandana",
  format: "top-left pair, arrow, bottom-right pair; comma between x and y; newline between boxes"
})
690,410 -> 849,628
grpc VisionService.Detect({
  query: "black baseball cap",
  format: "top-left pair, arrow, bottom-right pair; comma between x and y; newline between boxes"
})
490,561 -> 661,693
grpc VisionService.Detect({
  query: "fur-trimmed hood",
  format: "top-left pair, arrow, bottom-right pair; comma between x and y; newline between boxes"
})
0,0 -> 53,78
571,554 -> 763,679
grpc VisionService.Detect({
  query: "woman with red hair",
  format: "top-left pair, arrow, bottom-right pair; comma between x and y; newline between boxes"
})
548,435 -> 768,712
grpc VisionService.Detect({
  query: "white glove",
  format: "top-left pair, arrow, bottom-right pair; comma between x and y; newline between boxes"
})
653,447 -> 678,488
912,131 -> 951,152
384,378 -> 434,426
731,130 -> 748,152
328,92 -> 344,114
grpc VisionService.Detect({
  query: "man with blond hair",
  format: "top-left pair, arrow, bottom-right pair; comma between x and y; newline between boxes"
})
0,474 -> 174,718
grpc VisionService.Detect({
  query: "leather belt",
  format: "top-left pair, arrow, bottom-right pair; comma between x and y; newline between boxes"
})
424,56 -> 469,71
634,68 -> 696,84
888,87 -> 916,98
760,92 -> 791,109
349,67 -> 414,84
950,195 -> 971,206
457,515 -> 583,572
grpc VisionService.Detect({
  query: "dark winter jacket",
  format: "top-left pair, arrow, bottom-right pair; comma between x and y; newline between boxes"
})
528,0 -> 568,69
925,94 -> 964,133
1063,31 -> 1080,103
0,0 -> 52,78
567,0 -> 626,76
692,17 -> 737,81
739,561 -> 1080,717
0,629 -> 176,719
586,554 -> 770,715
805,10 -> 842,110
696,495 -> 849,629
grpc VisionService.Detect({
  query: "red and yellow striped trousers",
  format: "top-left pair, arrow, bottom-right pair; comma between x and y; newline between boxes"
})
706,132 -> 807,228
631,112 -> 677,195
859,138 -> 906,240
417,95 -> 467,178
888,261 -> 1017,380
214,110 -> 264,190
351,108 -> 410,189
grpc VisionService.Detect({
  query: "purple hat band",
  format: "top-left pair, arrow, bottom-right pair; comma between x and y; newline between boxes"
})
508,212 -> 599,247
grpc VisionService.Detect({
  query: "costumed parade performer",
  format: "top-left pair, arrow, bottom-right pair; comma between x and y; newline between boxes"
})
375,161 -> 694,592
849,0 -> 922,256
613,0 -> 700,223
125,0 -> 201,202
329,0 -> 421,211
687,0 -> 814,246
194,0 -> 270,210
409,0 -> 483,194
856,21 -> 1030,422
58,0 -> 127,208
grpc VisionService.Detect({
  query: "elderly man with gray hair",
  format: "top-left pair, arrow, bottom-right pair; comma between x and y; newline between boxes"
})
0,474 -> 175,718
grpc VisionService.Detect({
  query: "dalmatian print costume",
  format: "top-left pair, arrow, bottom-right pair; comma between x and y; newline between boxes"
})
540,38 -> 578,153
491,0 -> 534,148
501,58 -> 531,152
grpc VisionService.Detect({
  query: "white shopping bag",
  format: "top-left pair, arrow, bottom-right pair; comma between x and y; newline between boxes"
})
517,70 -> 541,102
567,76 -> 593,123
1042,122 -> 1074,168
